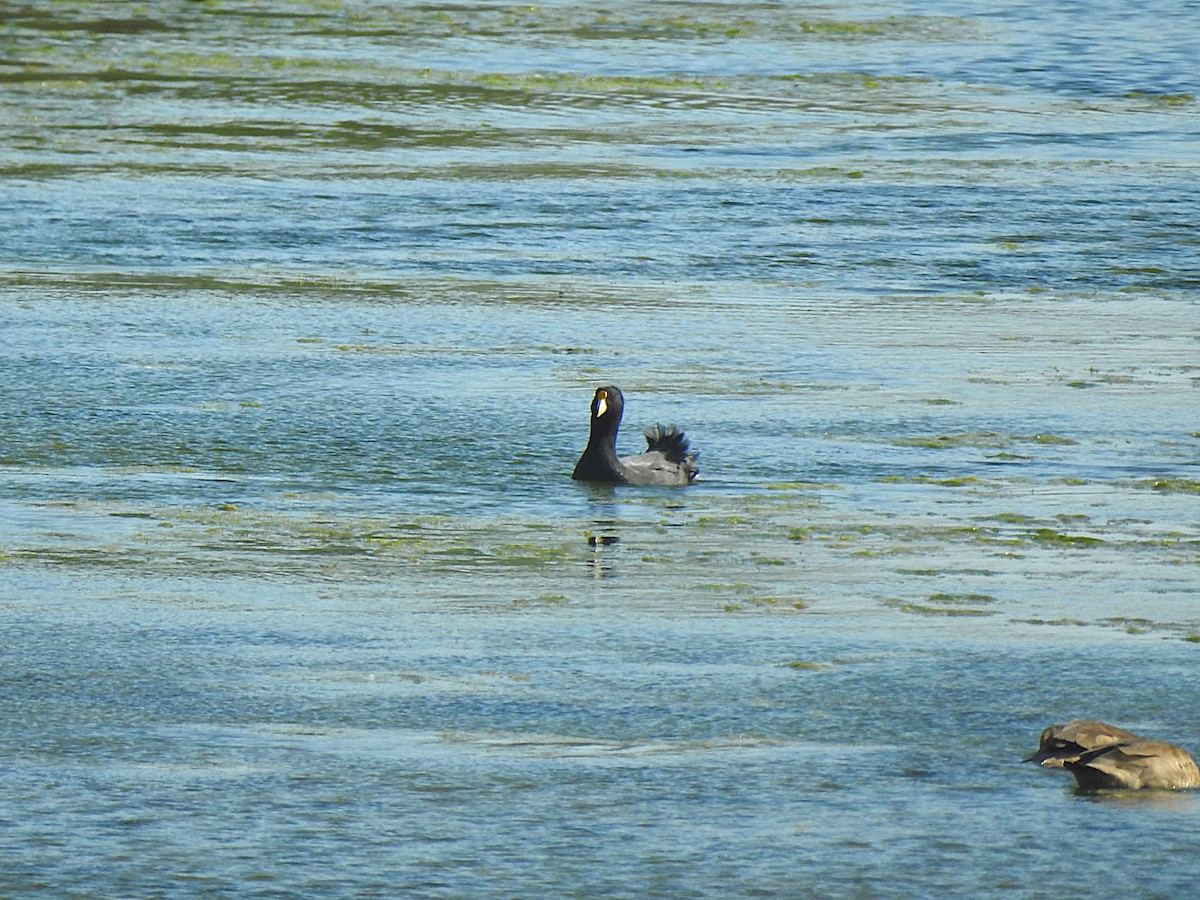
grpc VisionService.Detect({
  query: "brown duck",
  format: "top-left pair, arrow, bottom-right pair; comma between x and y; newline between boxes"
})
1065,740 -> 1200,791
1024,719 -> 1140,768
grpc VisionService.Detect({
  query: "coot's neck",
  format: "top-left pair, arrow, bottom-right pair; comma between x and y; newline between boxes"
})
573,413 -> 625,482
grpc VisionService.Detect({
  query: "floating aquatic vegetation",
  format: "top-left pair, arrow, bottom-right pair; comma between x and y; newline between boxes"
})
896,432 -> 1077,450
1143,478 -> 1200,494
512,593 -> 571,607
781,660 -> 831,671
1021,618 -> 1089,627
722,596 -> 809,613
927,592 -> 998,605
883,591 -> 998,617
1025,528 -> 1104,548
1123,91 -> 1195,107
878,475 -> 983,487
888,600 -> 995,617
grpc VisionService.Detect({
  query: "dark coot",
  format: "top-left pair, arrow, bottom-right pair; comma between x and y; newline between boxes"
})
571,385 -> 698,486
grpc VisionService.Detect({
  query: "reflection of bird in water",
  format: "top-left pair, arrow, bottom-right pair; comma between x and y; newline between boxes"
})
572,385 -> 698,486
1065,740 -> 1200,791
1023,719 -> 1140,768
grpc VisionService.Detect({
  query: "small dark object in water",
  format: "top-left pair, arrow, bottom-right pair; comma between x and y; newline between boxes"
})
571,385 -> 698,486
588,535 -> 620,547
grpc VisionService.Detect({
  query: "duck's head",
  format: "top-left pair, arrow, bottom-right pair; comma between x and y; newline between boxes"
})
1024,719 -> 1137,767
1025,727 -> 1087,767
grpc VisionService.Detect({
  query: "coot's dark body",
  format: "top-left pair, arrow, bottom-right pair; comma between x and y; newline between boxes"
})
571,385 -> 698,486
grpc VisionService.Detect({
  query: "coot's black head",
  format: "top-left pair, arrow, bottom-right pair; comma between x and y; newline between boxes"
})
590,385 -> 625,428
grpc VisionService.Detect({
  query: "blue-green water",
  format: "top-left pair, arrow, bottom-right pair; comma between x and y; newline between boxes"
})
3,1 -> 1200,895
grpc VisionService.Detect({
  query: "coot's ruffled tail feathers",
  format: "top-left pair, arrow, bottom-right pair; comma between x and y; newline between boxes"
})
643,424 -> 698,466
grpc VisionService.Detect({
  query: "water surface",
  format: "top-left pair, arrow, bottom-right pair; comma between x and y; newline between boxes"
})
2,1 -> 1200,895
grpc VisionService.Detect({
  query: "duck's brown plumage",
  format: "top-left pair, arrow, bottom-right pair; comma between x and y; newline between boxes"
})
1024,719 -> 1140,768
1065,740 -> 1200,791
